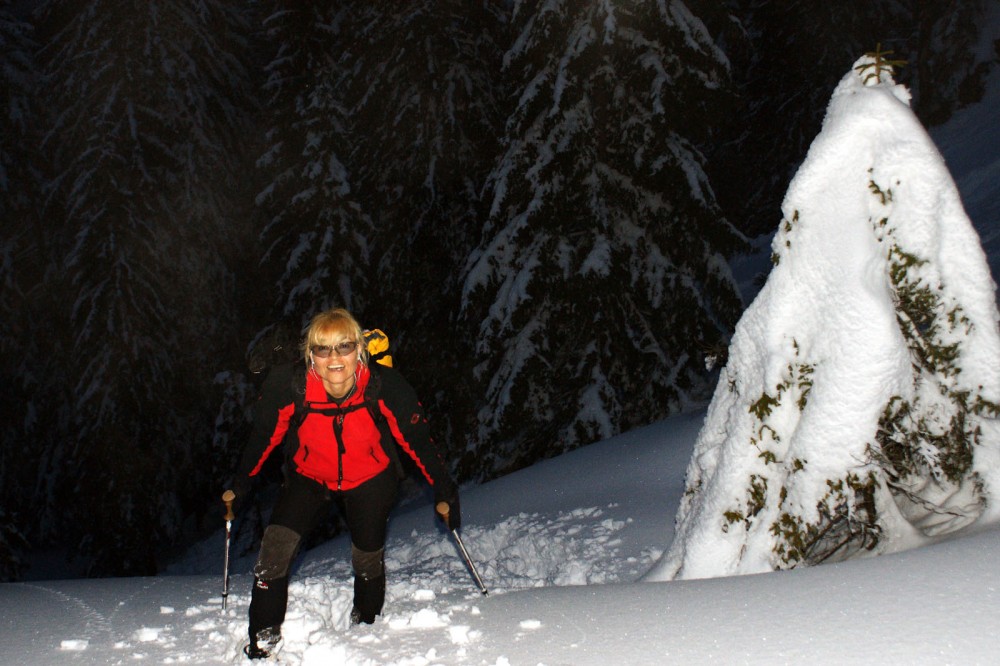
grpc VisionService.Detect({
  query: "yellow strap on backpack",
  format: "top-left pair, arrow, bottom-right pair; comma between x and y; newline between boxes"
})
363,329 -> 393,367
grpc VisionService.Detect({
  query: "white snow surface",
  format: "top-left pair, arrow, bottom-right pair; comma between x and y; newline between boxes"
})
2,411 -> 1000,664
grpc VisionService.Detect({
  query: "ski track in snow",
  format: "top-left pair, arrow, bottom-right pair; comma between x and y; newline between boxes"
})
15,577 -> 192,660
21,505 -> 656,665
22,582 -> 115,651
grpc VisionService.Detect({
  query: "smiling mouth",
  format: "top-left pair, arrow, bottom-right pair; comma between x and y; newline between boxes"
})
326,364 -> 346,372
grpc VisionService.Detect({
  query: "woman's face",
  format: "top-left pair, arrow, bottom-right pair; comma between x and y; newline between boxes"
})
310,332 -> 361,397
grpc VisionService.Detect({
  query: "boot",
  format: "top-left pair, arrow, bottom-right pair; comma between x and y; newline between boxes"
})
247,576 -> 288,657
244,625 -> 281,659
351,572 -> 385,624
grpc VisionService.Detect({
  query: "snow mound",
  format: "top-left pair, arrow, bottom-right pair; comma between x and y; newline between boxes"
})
649,55 -> 1000,581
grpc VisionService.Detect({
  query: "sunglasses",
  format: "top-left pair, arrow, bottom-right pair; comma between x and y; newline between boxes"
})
311,341 -> 359,358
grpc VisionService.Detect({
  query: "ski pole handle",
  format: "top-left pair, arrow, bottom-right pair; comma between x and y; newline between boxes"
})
223,489 -> 235,522
436,501 -> 449,521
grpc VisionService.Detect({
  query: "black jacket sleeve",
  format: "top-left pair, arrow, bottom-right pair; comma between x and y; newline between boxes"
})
234,362 -> 299,481
374,366 -> 456,494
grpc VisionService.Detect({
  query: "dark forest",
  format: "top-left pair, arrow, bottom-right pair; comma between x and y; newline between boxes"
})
0,0 -> 995,580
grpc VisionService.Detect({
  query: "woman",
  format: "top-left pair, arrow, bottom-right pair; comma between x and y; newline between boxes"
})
230,308 -> 460,660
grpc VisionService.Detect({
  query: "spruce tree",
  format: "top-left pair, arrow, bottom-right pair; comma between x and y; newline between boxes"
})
341,0 -> 504,316
0,2 -> 40,581
35,0 -> 255,575
651,56 -> 1000,581
335,0 -> 505,454
254,0 -> 373,330
224,2 -> 375,535
460,0 -> 746,478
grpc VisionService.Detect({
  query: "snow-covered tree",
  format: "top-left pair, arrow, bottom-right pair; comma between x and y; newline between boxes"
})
250,1 -> 506,470
648,55 -> 1000,581
341,0 -> 504,318
335,0 -> 505,452
712,0 -> 997,238
212,1 -> 377,531
459,0 -> 746,478
253,1 -> 372,329
0,2 -> 40,581
34,0 -> 255,575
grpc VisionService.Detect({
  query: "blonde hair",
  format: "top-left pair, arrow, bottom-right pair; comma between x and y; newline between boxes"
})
302,308 -> 369,365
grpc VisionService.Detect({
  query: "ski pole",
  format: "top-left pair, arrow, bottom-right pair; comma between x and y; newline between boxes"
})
437,502 -> 489,596
221,489 -> 235,611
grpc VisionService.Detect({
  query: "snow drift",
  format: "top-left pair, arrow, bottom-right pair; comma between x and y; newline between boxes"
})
649,55 -> 1000,581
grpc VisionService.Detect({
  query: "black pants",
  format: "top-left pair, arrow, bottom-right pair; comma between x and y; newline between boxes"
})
248,468 -> 398,637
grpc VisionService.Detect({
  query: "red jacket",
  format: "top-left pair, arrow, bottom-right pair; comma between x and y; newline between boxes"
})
237,362 -> 453,492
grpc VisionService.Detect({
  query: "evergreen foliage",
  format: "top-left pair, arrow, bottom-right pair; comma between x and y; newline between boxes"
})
736,160 -> 998,570
335,0 -> 505,459
856,43 -> 907,85
869,172 -> 1000,537
767,162 -> 1000,567
656,54 -> 1000,582
255,1 -> 372,324
28,0 -> 255,575
0,3 -> 40,581
459,0 -> 746,477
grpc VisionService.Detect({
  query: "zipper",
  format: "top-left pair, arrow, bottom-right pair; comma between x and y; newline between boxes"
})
332,412 -> 346,490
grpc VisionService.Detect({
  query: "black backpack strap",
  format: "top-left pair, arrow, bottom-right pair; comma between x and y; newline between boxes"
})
364,366 -> 406,479
287,359 -> 309,432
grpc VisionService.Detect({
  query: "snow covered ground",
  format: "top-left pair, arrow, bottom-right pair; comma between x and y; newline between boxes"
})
2,411 -> 1000,665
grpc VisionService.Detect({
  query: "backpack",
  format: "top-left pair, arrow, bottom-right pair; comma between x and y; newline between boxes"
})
363,328 -> 393,367
249,326 -> 393,374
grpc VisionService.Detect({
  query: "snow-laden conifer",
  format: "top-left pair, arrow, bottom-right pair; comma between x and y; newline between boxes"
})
342,2 -> 504,329
258,0 -> 502,462
0,5 -> 40,581
460,0 -> 745,477
649,54 -> 1000,581
713,0 -> 995,238
253,2 -> 372,330
35,0 -> 254,575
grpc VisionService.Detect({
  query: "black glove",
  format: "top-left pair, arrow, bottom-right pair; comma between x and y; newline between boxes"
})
435,488 -> 461,531
226,475 -> 253,516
